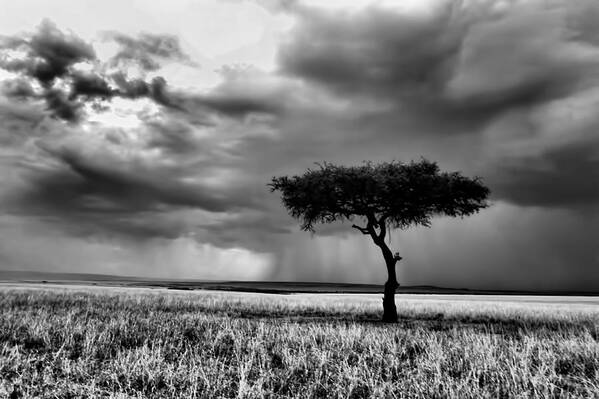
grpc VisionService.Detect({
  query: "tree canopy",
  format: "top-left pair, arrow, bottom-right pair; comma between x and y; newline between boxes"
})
270,159 -> 491,322
269,159 -> 490,233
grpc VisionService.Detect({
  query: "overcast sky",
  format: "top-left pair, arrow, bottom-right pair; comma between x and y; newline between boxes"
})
0,0 -> 597,290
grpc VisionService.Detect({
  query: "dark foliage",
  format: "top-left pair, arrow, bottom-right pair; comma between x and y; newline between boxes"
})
269,159 -> 490,232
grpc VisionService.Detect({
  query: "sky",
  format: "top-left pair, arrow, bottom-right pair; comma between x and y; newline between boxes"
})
0,0 -> 597,291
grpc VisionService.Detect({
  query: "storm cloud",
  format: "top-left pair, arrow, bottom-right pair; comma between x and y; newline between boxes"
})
0,21 -> 196,121
0,20 -> 95,85
279,0 -> 599,208
0,0 -> 597,289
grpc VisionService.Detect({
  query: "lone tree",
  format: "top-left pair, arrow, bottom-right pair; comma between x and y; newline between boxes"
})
269,159 -> 490,322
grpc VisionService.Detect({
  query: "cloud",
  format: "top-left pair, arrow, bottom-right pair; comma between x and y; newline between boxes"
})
0,214 -> 274,280
0,20 -> 96,121
0,3 -> 598,288
141,66 -> 296,120
277,0 -> 599,209
483,122 -> 599,208
144,117 -> 202,154
10,131 -> 265,217
107,72 -> 184,112
104,31 -> 194,72
30,146 -> 230,212
70,71 -> 114,99
0,95 -> 281,248
43,88 -> 83,121
0,22 -> 293,123
0,21 -> 193,121
0,77 -> 36,99
0,32 -> 292,247
0,19 -> 95,86
280,1 -> 599,116
185,71 -> 287,118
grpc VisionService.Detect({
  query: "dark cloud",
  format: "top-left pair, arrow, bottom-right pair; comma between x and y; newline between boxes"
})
279,4 -> 468,114
195,94 -> 282,118
0,22 -> 194,122
488,142 -> 599,208
0,22 -> 285,246
43,89 -> 82,122
1,131 -> 272,245
140,67 -> 291,119
104,31 -> 193,71
280,1 -> 597,117
70,72 -> 114,100
0,20 -> 96,86
198,65 -> 288,117
0,20 -> 97,121
107,73 -> 183,111
109,72 -> 150,98
1,22 -> 287,122
107,73 -> 184,110
148,76 -> 185,111
277,0 -> 599,209
25,143 -> 251,214
1,3 -> 598,287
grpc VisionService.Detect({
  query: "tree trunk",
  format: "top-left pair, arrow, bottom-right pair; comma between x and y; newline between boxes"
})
359,217 -> 400,322
380,245 -> 399,323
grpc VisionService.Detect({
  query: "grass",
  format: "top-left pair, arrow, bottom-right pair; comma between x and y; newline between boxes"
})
0,286 -> 598,398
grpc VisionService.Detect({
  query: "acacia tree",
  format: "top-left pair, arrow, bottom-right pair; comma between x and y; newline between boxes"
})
269,159 -> 490,322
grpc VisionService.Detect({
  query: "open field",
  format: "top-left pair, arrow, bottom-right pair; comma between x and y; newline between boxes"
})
1,285 -> 598,398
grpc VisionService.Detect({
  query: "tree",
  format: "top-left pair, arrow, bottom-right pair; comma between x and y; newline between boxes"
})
269,159 -> 490,322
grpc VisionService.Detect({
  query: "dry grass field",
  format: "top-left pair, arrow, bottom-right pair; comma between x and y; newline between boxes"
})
0,285 -> 598,398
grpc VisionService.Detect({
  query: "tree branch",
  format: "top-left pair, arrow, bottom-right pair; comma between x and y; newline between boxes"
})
351,224 -> 370,235
366,212 -> 378,227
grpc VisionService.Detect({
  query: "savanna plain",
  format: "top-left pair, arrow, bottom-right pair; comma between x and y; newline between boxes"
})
0,285 -> 598,398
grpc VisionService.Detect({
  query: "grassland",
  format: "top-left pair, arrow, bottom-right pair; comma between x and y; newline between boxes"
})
0,285 -> 598,398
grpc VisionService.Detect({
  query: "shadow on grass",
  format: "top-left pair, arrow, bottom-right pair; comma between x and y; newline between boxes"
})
194,306 -> 598,339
